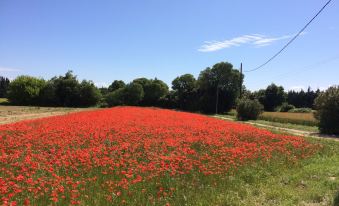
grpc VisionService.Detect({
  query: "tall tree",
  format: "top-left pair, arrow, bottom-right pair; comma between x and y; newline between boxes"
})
0,76 -> 10,98
287,87 -> 320,108
172,74 -> 198,111
261,83 -> 285,111
132,78 -> 169,106
197,62 -> 243,113
108,80 -> 125,92
106,82 -> 144,106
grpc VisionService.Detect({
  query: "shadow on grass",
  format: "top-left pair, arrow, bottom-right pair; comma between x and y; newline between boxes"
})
334,192 -> 339,206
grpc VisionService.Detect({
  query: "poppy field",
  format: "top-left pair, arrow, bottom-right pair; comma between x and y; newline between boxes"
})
0,107 -> 319,205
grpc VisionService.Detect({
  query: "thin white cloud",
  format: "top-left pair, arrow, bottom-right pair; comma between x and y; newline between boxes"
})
198,33 -> 293,52
0,67 -> 22,72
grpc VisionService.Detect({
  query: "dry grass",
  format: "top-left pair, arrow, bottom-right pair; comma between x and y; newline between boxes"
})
0,105 -> 96,125
259,111 -> 317,126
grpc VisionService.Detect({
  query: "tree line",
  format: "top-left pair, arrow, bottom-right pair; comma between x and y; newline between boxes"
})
0,61 -> 323,112
2,72 -> 101,107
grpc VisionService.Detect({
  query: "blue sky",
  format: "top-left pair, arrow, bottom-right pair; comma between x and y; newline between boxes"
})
0,0 -> 338,91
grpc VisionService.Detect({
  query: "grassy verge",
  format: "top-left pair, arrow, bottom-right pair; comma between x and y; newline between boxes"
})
249,119 -> 319,133
215,114 -> 319,133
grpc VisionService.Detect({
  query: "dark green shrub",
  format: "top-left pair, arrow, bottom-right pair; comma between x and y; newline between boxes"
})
314,86 -> 339,134
236,98 -> 263,121
279,103 -> 295,112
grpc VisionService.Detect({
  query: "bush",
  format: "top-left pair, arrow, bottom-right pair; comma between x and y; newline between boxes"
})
314,86 -> 339,134
7,76 -> 46,105
236,98 -> 263,121
289,107 -> 312,113
279,103 -> 295,112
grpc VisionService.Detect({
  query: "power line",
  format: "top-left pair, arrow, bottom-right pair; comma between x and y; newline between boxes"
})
247,55 -> 339,88
244,0 -> 333,73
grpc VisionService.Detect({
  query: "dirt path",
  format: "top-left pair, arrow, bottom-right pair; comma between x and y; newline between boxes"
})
0,106 -> 96,125
213,115 -> 339,142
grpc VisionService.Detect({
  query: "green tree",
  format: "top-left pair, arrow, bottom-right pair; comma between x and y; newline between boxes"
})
78,80 -> 102,107
108,80 -> 125,92
122,83 -> 144,105
132,78 -> 168,106
52,71 -> 81,107
0,76 -> 10,98
46,71 -> 101,107
314,86 -> 339,134
197,62 -> 243,113
39,81 -> 58,106
7,75 -> 46,105
105,88 -> 124,106
172,74 -> 198,111
262,83 -> 286,111
105,82 -> 144,106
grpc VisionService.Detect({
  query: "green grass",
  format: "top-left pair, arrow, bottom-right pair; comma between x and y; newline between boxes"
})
249,119 -> 319,133
215,114 -> 319,133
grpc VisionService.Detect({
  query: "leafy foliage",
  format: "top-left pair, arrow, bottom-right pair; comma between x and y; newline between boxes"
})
106,83 -> 144,106
0,76 -> 10,98
108,80 -> 125,92
8,71 -> 101,107
172,74 -> 198,111
106,88 -> 124,106
197,62 -> 243,113
314,86 -> 339,134
78,80 -> 102,107
236,98 -> 263,121
287,87 -> 320,109
279,103 -> 295,112
7,76 -> 46,105
255,83 -> 285,111
132,78 -> 168,106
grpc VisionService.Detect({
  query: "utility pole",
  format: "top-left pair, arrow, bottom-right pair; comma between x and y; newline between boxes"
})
239,63 -> 243,98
